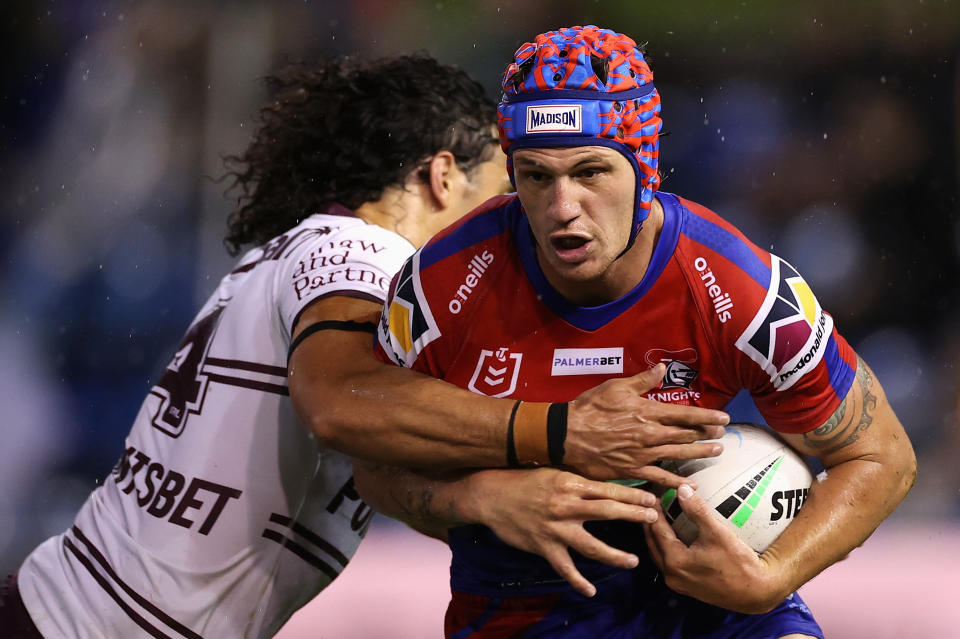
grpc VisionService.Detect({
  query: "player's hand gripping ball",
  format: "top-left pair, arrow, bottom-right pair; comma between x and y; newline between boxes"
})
659,423 -> 814,553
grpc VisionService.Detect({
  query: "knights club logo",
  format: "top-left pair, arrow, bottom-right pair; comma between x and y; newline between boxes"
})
468,347 -> 522,397
645,348 -> 699,390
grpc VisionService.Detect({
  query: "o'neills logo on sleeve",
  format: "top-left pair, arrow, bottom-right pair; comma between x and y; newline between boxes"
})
526,104 -> 582,133
448,250 -> 495,314
551,347 -> 624,376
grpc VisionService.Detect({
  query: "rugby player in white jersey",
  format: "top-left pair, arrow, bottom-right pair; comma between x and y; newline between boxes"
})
4,54 -> 730,638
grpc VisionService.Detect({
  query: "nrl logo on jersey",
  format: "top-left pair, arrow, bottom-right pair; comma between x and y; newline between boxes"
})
735,256 -> 832,391
526,104 -> 582,133
468,347 -> 522,397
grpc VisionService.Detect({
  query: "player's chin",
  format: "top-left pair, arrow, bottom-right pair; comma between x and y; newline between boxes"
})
548,258 -> 603,283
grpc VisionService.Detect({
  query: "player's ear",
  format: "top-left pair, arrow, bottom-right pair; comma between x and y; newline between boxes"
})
425,150 -> 458,210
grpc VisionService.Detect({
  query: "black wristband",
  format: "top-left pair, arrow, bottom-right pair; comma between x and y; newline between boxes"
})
506,400 -> 521,467
546,402 -> 568,466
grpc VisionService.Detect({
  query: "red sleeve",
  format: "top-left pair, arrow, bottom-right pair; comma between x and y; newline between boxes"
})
677,198 -> 857,434
373,250 -> 448,376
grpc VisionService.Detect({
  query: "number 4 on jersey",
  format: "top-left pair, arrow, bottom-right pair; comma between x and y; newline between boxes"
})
150,302 -> 227,437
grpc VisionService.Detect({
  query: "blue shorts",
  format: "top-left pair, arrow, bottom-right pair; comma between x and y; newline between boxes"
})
444,569 -> 823,639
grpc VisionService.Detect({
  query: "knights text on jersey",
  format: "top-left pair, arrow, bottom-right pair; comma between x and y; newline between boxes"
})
18,209 -> 414,639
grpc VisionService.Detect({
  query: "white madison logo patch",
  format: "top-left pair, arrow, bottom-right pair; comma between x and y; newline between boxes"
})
525,104 -> 582,134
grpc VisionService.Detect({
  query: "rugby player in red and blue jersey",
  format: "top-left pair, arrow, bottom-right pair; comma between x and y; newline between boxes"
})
372,25 -> 917,638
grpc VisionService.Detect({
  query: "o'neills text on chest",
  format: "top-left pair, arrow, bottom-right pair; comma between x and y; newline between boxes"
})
448,250 -> 494,314
694,257 -> 733,322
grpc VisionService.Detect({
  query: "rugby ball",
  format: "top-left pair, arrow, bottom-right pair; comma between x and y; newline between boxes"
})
659,423 -> 814,553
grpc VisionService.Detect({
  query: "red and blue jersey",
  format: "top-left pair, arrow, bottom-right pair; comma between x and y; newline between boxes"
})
375,192 -> 852,635
377,192 -> 855,433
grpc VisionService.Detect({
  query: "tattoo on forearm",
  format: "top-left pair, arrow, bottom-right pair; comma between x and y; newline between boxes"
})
416,485 -> 436,521
392,469 -> 437,521
804,356 -> 877,454
369,464 -> 434,521
812,394 -> 848,439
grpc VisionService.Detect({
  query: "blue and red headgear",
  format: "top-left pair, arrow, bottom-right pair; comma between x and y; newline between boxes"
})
498,25 -> 663,251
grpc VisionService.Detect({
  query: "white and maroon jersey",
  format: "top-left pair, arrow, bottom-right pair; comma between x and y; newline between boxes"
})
19,205 -> 414,639
376,192 -> 859,592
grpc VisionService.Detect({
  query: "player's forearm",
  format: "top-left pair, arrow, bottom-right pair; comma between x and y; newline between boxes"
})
303,361 -> 512,469
763,361 -> 917,606
352,461 -> 482,541
745,357 -> 917,611
759,448 -> 915,603
643,433 -> 915,615
288,297 -> 513,470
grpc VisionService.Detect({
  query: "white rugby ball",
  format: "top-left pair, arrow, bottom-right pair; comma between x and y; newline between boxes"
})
660,423 -> 814,553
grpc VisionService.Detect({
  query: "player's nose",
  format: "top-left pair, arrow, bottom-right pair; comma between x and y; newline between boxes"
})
545,177 -> 580,224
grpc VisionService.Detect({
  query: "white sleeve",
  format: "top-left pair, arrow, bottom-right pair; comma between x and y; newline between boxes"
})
276,223 -> 415,334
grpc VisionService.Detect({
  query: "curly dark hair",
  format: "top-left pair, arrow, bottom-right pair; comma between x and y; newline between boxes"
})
222,54 -> 498,255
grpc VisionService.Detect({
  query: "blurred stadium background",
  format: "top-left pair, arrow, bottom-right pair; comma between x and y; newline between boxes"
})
1,0 -> 958,636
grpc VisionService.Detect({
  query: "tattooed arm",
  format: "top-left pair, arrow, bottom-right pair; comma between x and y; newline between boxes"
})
352,461 -> 660,597
798,356 -> 880,454
770,356 -> 916,590
642,356 -> 917,613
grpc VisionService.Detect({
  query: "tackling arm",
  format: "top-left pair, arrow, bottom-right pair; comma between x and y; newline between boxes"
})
353,460 -> 659,597
642,356 -> 917,613
289,296 -> 508,470
289,295 -> 729,479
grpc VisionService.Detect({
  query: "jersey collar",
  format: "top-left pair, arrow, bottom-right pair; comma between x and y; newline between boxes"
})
512,192 -> 682,331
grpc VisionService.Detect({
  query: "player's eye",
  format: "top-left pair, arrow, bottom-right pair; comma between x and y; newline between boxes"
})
518,169 -> 548,183
577,166 -> 605,179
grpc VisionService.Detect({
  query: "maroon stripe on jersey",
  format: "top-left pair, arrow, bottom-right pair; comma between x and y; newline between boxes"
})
64,538 -> 176,639
229,261 -> 257,275
268,513 -> 350,566
69,527 -> 203,639
204,357 -> 287,377
204,373 -> 289,396
316,202 -> 358,219
260,529 -> 340,581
